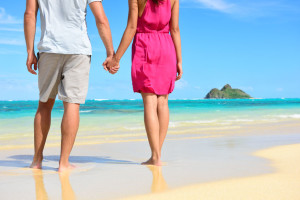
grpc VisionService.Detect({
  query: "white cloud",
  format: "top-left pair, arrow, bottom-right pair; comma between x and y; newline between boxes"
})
0,49 -> 24,55
240,86 -> 254,91
0,39 -> 24,46
193,0 -> 236,13
276,88 -> 284,92
183,0 -> 300,18
176,79 -> 188,89
0,27 -> 23,32
0,7 -> 22,24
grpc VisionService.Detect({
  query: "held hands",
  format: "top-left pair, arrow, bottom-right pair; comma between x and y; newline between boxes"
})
102,55 -> 120,75
26,51 -> 38,75
176,62 -> 183,81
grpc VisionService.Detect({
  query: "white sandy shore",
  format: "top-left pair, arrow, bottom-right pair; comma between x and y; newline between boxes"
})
123,143 -> 300,200
0,121 -> 299,200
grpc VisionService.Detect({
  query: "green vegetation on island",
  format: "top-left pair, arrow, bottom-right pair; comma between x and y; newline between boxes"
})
205,84 -> 252,99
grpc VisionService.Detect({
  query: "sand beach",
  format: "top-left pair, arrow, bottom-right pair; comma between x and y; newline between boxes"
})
0,99 -> 299,199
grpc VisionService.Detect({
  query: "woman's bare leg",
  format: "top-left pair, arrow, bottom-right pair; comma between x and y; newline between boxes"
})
141,92 -> 162,166
157,95 -> 169,156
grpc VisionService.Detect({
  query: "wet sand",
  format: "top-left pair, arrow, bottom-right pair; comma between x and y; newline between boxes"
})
124,143 -> 300,200
0,120 -> 299,200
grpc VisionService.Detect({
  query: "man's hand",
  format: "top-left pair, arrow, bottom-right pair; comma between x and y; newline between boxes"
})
102,55 -> 113,71
26,52 -> 38,75
176,62 -> 183,81
103,56 -> 120,75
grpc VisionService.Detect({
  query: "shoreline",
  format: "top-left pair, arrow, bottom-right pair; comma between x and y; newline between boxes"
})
0,118 -> 299,150
123,143 -> 300,200
0,132 -> 300,199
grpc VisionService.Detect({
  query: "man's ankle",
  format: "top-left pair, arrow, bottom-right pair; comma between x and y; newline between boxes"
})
33,154 -> 43,162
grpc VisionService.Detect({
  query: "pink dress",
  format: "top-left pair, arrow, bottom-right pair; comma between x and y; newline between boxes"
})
132,0 -> 177,95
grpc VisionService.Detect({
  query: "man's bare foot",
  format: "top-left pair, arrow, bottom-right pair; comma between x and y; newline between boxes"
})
142,157 -> 162,166
58,163 -> 76,173
30,156 -> 43,169
30,162 -> 42,169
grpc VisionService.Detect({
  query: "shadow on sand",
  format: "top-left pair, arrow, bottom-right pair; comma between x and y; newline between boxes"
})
0,155 -> 139,170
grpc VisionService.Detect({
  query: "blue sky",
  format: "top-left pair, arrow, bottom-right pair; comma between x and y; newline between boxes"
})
0,0 -> 299,100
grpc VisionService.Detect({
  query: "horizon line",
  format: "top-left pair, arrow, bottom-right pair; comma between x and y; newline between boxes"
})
0,98 -> 300,102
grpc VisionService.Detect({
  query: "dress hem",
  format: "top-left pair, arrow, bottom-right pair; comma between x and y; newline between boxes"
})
133,86 -> 174,95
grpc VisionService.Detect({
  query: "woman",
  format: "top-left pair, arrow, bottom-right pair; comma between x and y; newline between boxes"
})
105,0 -> 182,166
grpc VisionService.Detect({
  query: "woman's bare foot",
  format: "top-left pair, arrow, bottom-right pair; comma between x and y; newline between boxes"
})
142,157 -> 162,166
58,163 -> 76,173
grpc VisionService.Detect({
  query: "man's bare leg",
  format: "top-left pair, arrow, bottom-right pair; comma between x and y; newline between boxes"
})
30,99 -> 55,169
58,102 -> 80,172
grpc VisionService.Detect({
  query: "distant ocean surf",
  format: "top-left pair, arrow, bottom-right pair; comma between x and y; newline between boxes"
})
0,99 -> 299,149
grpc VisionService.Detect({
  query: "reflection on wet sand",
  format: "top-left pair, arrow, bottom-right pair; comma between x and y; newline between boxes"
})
59,171 -> 76,200
32,170 -> 76,200
147,166 -> 168,193
32,170 -> 48,200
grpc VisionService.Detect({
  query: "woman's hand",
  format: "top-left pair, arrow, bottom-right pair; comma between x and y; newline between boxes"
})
103,56 -> 120,75
176,62 -> 183,81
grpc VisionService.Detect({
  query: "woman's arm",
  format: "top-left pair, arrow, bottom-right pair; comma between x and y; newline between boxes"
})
105,0 -> 139,73
170,0 -> 183,81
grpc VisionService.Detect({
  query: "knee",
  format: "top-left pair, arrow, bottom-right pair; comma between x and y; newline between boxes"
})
63,102 -> 80,112
37,101 -> 54,114
158,97 -> 168,108
144,100 -> 158,111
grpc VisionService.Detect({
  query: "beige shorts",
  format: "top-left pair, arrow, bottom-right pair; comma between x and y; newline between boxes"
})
38,53 -> 91,104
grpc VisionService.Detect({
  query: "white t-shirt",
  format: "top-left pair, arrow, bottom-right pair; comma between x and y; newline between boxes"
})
37,0 -> 102,55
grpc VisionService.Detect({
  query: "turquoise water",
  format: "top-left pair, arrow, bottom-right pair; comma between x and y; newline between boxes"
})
1,98 -> 300,117
0,99 -> 300,148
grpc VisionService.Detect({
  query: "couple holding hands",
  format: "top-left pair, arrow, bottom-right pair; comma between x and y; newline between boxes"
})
24,0 -> 182,172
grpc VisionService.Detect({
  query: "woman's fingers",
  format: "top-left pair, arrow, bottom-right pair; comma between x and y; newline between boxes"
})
176,75 -> 181,81
109,65 -> 120,74
176,69 -> 183,81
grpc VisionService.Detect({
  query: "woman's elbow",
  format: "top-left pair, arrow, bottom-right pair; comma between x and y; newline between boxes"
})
126,24 -> 137,34
171,26 -> 180,34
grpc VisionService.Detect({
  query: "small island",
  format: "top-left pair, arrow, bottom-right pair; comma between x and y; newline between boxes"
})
205,84 -> 252,99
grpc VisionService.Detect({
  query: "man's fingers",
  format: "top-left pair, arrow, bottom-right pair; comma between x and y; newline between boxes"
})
102,60 -> 108,66
27,63 -> 37,75
103,64 -> 108,71
34,62 -> 37,71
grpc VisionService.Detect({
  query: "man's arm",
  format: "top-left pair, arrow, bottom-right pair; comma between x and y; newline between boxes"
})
89,2 -> 114,59
24,0 -> 38,75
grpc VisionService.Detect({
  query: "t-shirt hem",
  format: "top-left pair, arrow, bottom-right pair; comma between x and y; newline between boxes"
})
38,49 -> 92,56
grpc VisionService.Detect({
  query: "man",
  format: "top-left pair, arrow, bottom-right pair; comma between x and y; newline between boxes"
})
24,0 -> 116,172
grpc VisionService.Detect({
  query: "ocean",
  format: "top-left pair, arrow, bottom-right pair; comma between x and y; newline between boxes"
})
0,99 -> 300,149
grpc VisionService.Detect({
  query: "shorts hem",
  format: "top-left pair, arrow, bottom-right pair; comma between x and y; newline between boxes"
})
39,95 -> 56,103
58,95 -> 86,104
